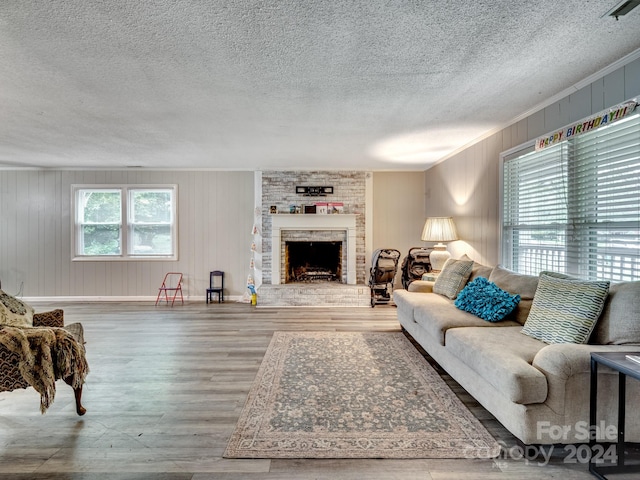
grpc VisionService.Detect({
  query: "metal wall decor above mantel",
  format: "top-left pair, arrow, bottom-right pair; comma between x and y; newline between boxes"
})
295,186 -> 334,196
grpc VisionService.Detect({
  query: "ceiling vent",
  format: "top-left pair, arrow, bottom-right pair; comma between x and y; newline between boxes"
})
603,0 -> 640,19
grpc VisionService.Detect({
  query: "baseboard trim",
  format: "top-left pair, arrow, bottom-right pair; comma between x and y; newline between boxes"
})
22,295 -> 244,303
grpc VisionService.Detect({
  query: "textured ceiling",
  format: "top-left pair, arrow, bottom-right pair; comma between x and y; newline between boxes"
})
1,1 -> 640,171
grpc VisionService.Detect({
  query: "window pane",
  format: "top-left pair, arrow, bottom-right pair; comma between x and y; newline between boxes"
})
77,189 -> 122,256
79,190 -> 121,223
130,190 -> 172,223
502,144 -> 568,272
81,225 -> 121,255
131,225 -> 172,254
128,188 -> 175,256
570,115 -> 640,281
505,228 -> 567,275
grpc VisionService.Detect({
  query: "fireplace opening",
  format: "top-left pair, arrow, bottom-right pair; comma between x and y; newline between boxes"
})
285,241 -> 342,283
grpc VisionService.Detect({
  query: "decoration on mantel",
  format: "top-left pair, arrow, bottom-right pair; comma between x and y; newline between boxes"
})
295,186 -> 334,196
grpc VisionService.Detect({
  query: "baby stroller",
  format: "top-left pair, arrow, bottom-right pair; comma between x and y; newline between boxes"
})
368,249 -> 401,307
400,247 -> 433,289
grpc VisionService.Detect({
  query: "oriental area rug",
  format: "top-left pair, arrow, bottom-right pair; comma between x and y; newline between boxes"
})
224,331 -> 500,459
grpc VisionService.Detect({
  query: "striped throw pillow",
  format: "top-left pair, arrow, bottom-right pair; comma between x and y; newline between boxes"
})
521,272 -> 610,344
433,258 -> 474,300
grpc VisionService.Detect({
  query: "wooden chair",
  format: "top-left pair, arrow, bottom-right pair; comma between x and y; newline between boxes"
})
155,272 -> 184,306
206,271 -> 224,304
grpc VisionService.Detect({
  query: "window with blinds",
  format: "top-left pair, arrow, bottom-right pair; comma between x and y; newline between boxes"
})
502,112 -> 640,281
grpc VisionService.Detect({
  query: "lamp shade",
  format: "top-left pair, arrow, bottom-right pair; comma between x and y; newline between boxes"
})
421,217 -> 459,242
421,217 -> 459,272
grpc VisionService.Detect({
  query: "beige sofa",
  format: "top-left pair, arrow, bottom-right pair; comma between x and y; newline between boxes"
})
394,262 -> 640,445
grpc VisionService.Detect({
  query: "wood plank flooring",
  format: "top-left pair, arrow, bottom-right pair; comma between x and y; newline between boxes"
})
0,302 -> 604,479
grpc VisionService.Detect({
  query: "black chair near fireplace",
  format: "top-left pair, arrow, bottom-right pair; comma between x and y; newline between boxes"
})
206,270 -> 224,303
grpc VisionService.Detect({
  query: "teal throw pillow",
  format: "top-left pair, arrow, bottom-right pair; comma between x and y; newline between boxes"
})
455,277 -> 521,322
521,272 -> 610,344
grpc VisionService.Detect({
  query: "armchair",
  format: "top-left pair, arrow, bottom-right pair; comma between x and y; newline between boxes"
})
0,309 -> 87,415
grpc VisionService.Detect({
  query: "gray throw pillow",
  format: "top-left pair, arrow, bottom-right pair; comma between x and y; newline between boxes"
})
591,281 -> 640,344
488,265 -> 539,325
521,272 -> 610,344
433,258 -> 474,299
460,254 -> 493,282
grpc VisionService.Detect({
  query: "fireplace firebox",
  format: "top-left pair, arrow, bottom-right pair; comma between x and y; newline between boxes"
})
285,241 -> 342,283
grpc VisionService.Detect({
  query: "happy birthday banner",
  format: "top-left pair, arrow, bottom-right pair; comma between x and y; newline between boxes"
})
535,99 -> 638,151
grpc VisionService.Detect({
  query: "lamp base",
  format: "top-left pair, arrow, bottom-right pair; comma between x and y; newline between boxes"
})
429,243 -> 451,273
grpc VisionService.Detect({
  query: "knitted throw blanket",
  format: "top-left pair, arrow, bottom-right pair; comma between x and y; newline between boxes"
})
0,326 -> 89,413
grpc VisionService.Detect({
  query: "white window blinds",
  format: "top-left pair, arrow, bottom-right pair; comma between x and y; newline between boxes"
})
502,112 -> 640,281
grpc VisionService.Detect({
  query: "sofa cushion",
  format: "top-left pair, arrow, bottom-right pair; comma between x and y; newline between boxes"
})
406,281 -> 434,293
461,254 -> 493,282
433,258 -> 474,299
0,290 -> 34,327
445,326 -> 548,404
522,272 -> 610,344
591,281 -> 640,345
455,277 -> 521,322
411,293 -> 520,345
393,289 -> 432,323
489,266 -> 539,325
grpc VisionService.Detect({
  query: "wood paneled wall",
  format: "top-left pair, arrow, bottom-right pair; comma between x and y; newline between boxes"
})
372,171 -> 426,286
0,170 -> 254,299
424,55 -> 640,267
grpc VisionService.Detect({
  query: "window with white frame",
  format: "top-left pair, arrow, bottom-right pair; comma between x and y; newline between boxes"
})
74,185 -> 177,260
501,112 -> 640,281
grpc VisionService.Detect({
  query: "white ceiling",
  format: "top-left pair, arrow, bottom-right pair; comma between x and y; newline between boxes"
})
1,1 -> 640,171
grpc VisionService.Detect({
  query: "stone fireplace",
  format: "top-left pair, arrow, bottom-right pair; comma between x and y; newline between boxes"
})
257,171 -> 369,306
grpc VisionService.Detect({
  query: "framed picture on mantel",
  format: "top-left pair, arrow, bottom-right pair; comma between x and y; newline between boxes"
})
315,202 -> 328,214
328,202 -> 344,214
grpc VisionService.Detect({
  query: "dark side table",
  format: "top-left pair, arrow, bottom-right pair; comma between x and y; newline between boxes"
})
590,352 -> 640,479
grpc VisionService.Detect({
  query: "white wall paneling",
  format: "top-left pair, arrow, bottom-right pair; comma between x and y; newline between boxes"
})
0,170 -> 254,299
371,172 -> 425,287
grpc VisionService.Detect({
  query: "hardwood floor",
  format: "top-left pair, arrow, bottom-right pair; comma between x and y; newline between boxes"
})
0,302 -> 600,479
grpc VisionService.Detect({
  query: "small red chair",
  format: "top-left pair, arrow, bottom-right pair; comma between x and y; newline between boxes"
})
155,272 -> 184,306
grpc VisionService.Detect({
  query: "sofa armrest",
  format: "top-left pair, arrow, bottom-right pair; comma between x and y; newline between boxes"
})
407,280 -> 435,293
32,309 -> 64,328
533,343 -> 640,379
533,343 -> 640,417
